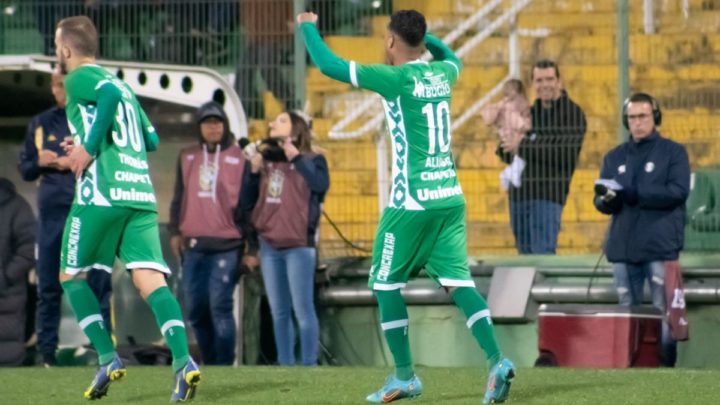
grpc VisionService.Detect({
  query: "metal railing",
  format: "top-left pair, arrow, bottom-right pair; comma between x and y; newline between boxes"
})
317,0 -> 720,258
328,0 -> 535,139
4,0 -> 720,258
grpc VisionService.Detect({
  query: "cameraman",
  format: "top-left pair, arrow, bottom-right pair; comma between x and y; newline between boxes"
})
593,92 -> 690,367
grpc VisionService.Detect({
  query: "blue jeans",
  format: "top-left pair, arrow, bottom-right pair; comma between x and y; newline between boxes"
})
181,249 -> 239,365
613,261 -> 677,367
259,240 -> 319,366
509,199 -> 562,254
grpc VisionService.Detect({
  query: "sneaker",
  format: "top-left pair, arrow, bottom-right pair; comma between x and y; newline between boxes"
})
482,358 -> 515,404
170,358 -> 201,402
366,374 -> 423,403
83,356 -> 127,400
42,352 -> 57,368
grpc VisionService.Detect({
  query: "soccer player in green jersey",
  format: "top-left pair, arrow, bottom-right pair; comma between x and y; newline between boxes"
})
54,16 -> 200,402
299,10 -> 515,404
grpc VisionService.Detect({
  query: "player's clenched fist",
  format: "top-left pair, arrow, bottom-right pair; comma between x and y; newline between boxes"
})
296,12 -> 318,24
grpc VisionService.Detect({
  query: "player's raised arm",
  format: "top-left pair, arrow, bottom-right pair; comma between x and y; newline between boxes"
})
298,13 -> 352,85
299,12 -> 401,97
424,33 -> 462,80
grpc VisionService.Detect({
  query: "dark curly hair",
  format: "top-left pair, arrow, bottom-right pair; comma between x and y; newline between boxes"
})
388,10 -> 427,47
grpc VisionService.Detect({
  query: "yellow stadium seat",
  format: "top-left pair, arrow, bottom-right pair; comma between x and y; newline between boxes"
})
307,0 -> 720,254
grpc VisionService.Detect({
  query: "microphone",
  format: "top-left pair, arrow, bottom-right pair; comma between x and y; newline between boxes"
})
594,184 -> 616,202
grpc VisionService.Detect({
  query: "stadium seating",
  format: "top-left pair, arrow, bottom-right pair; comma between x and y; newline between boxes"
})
291,0 -> 720,255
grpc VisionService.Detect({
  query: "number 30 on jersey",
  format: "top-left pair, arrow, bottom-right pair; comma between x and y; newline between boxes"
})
113,101 -> 143,152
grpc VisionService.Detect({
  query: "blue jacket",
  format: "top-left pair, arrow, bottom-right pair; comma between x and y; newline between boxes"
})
594,132 -> 690,263
17,107 -> 75,218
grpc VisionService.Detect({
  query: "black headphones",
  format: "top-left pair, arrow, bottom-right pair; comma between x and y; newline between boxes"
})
622,92 -> 662,130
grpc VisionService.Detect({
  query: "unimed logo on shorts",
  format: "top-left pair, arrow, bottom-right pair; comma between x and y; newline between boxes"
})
67,217 -> 81,266
377,232 -> 396,282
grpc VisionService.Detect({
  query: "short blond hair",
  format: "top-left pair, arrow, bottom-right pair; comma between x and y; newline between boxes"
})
57,16 -> 98,57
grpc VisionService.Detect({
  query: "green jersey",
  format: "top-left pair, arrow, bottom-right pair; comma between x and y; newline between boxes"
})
350,59 -> 463,210
302,23 -> 464,210
65,64 -> 159,211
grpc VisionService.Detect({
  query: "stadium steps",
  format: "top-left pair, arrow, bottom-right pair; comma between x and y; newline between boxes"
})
305,0 -> 720,253
460,34 -> 720,66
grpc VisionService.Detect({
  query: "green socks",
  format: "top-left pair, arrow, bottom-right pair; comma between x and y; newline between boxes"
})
375,287 -> 502,377
452,287 -> 502,368
63,280 -> 190,372
62,279 -> 116,365
147,286 -> 190,372
375,289 -> 414,380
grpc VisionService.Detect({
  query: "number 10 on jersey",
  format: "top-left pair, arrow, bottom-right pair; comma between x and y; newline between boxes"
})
422,101 -> 451,155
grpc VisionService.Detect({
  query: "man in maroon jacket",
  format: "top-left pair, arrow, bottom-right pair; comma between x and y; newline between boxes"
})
169,101 -> 251,365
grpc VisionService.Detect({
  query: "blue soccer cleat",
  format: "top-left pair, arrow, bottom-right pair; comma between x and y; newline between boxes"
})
483,358 -> 516,404
170,357 -> 201,402
366,374 -> 423,403
83,356 -> 127,400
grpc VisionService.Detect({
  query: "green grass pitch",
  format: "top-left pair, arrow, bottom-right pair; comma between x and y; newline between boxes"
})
1,366 -> 718,404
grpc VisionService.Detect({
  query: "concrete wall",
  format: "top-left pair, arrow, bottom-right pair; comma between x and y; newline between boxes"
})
319,303 -> 720,369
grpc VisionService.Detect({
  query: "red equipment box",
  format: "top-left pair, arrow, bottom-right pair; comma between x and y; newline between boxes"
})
537,304 -> 663,368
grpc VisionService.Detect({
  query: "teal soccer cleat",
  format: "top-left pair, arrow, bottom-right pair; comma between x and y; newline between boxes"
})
483,358 -> 516,404
170,358 -> 201,402
366,374 -> 423,403
83,356 -> 127,400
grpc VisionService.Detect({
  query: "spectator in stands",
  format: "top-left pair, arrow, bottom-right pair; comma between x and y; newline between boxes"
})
482,79 -> 531,192
594,92 -> 690,367
497,59 -> 587,254
17,72 -> 112,367
235,0 -> 294,119
169,101 -> 249,365
0,177 -> 36,366
241,111 -> 329,366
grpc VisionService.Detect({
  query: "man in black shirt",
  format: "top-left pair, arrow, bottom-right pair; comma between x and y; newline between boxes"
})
497,60 -> 587,254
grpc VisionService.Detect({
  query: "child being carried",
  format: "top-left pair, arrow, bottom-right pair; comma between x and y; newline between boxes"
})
481,79 -> 531,191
